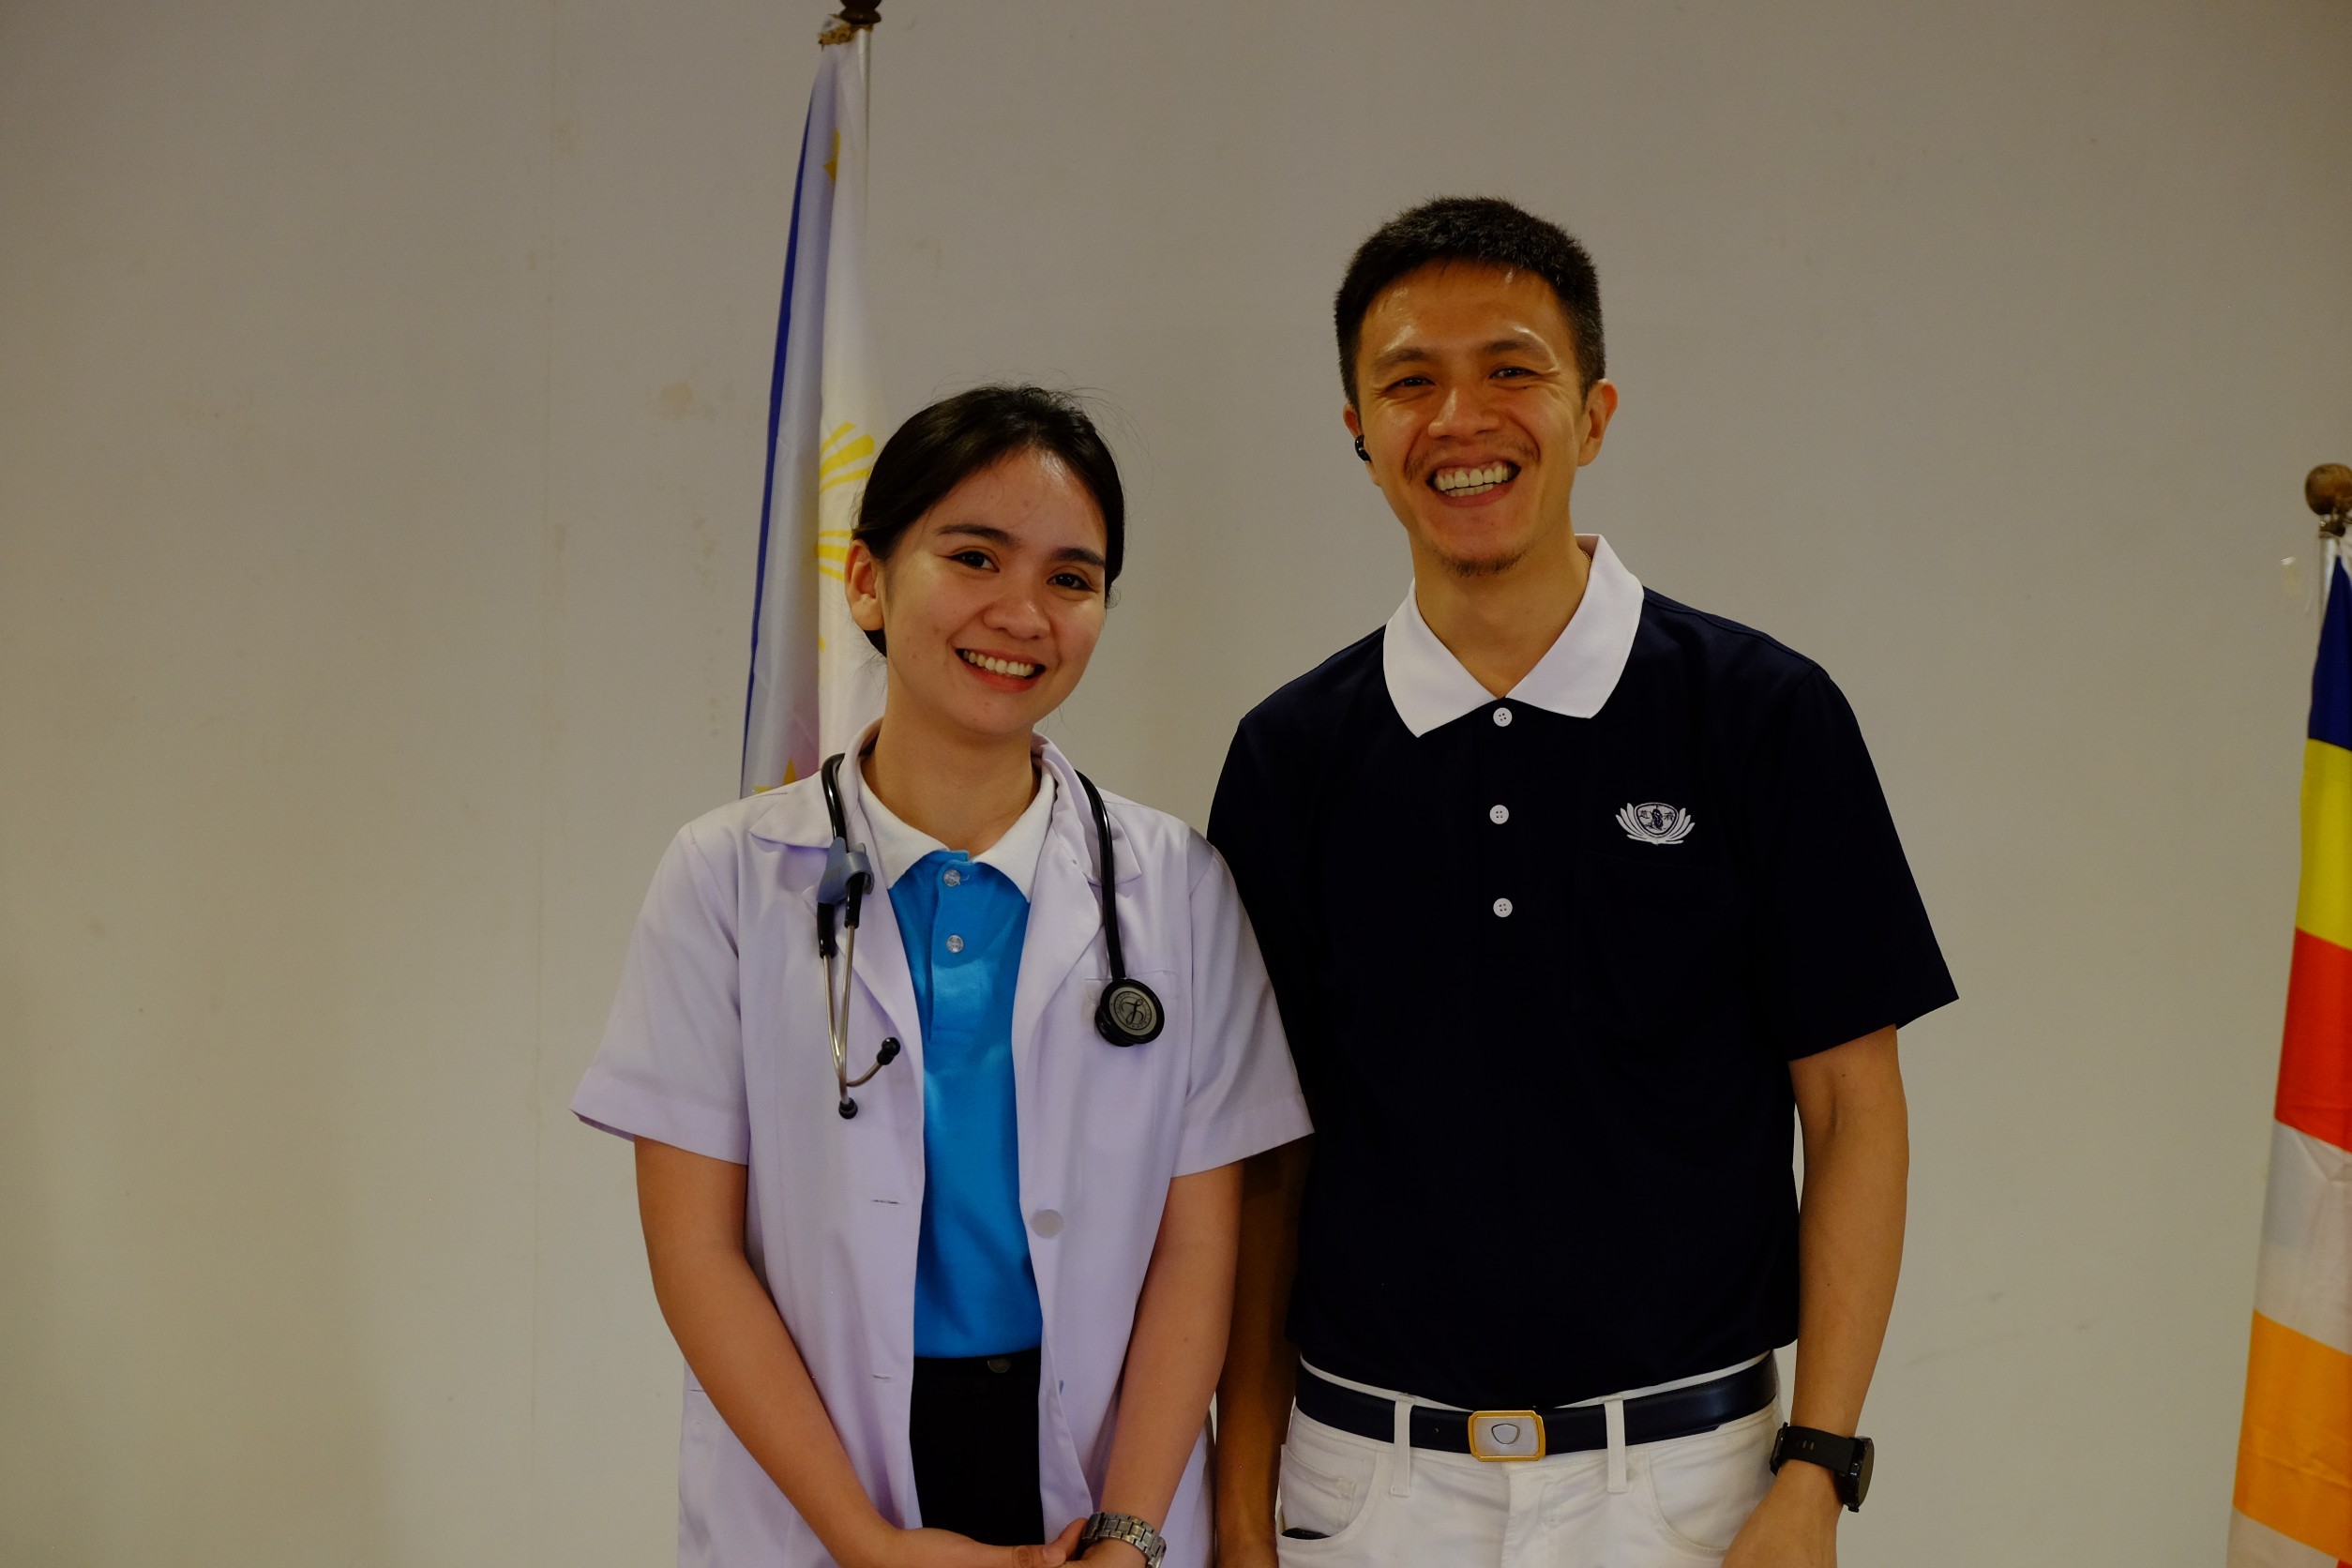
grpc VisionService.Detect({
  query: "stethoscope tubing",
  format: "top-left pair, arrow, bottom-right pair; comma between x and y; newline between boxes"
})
814,748 -> 1163,1119
819,753 -> 899,1118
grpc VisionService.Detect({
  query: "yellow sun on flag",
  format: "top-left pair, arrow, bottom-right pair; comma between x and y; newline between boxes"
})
816,529 -> 854,582
818,423 -> 875,493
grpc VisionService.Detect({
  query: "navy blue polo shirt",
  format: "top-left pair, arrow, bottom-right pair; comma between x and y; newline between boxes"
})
1207,537 -> 1955,1410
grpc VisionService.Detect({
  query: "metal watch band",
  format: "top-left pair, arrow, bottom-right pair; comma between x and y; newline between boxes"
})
1078,1510 -> 1167,1568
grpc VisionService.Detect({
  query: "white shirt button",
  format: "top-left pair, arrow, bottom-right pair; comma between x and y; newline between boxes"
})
1489,804 -> 1510,824
942,867 -> 961,887
1031,1209 -> 1063,1238
945,934 -> 965,954
1493,706 -> 1514,727
1493,897 -> 1514,918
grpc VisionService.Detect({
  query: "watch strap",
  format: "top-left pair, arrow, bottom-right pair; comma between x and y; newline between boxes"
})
1770,1424 -> 1871,1512
1078,1510 -> 1167,1568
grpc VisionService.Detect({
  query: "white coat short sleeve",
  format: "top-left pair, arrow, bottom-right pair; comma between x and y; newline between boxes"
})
574,822 -> 752,1164
1178,840 -> 1313,1176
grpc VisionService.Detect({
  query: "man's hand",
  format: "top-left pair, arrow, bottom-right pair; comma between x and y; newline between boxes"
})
1721,1463 -> 1840,1568
1729,1025 -> 1904,1568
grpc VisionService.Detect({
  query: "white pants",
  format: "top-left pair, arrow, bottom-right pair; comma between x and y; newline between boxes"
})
1274,1368 -> 1777,1568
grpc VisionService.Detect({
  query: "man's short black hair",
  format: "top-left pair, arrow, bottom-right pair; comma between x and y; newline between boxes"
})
1334,196 -> 1606,404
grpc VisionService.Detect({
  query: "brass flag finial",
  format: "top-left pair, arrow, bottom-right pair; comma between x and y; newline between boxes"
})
820,2 -> 879,43
2310,463 -> 2352,537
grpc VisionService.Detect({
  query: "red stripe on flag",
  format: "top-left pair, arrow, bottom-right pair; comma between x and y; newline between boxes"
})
2282,928 -> 2352,1153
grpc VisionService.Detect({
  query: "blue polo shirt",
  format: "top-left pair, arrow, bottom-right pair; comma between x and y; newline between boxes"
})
1208,536 -> 1956,1409
866,771 -> 1056,1360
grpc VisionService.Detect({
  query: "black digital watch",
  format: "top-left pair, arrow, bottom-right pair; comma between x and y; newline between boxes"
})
1769,1424 -> 1874,1512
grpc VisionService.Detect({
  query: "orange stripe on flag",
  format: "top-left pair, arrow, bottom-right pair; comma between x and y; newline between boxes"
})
2236,1311 -> 2352,1561
2283,929 -> 2352,1153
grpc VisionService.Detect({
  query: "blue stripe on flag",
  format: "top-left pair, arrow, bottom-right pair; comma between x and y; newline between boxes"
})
742,94 -> 819,773
2314,558 -> 2352,749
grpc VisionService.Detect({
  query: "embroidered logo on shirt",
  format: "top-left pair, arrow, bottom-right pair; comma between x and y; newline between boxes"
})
1617,801 -> 1696,845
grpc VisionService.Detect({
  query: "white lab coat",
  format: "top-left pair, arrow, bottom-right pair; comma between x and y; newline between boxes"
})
574,735 -> 1312,1568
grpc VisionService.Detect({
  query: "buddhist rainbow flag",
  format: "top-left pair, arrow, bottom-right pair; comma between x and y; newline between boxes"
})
2229,550 -> 2352,1567
740,20 -> 886,797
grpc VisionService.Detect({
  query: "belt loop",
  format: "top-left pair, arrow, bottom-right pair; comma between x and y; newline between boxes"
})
1389,1397 -> 1414,1497
1604,1399 -> 1629,1494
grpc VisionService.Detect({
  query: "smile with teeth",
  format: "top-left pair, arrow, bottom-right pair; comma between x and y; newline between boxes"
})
1431,462 -> 1520,497
959,649 -> 1044,680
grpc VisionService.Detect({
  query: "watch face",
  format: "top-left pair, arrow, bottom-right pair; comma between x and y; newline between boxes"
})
1849,1437 -> 1875,1507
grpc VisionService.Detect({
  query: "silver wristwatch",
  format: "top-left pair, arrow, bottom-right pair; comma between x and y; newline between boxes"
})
1078,1510 -> 1167,1568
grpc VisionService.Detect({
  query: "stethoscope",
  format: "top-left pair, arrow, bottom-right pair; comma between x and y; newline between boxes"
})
817,752 -> 1166,1119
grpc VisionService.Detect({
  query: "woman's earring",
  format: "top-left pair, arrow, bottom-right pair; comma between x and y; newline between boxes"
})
1353,435 -> 1370,463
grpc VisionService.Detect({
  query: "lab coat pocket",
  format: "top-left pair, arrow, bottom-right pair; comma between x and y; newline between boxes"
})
1075,969 -> 1182,1148
1568,851 -> 1741,1041
678,1384 -> 723,1548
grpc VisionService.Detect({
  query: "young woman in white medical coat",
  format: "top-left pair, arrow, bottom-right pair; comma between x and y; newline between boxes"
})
574,386 -> 1311,1568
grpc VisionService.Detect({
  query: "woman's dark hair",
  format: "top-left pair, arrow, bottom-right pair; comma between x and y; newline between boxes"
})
852,385 -> 1125,655
1334,196 -> 1606,402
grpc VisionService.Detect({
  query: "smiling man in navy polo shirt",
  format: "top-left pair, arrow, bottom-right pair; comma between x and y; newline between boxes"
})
1208,199 -> 1955,1568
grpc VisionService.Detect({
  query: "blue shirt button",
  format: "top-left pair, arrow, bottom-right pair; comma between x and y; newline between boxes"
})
943,867 -> 962,887
945,934 -> 965,954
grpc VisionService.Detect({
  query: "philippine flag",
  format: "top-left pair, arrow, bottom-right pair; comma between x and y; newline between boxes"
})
740,20 -> 886,797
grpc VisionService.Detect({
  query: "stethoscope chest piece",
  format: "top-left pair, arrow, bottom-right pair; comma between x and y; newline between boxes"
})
1075,768 -> 1164,1048
1095,977 -> 1165,1048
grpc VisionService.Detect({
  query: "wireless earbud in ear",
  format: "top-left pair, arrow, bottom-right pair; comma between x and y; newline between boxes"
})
1353,435 -> 1369,462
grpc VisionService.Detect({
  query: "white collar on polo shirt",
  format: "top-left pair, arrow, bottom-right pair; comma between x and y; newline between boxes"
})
1380,534 -> 1646,737
859,760 -> 1059,899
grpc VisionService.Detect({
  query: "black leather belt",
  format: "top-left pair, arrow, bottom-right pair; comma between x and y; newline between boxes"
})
1293,1358 -> 1777,1460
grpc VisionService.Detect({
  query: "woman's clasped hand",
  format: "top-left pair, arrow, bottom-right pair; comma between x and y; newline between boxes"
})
844,1518 -> 1089,1568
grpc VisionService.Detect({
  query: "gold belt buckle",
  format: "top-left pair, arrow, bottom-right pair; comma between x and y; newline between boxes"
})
1467,1409 -> 1546,1462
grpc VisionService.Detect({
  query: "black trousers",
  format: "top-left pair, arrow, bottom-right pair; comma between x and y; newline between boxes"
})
909,1348 -> 1045,1547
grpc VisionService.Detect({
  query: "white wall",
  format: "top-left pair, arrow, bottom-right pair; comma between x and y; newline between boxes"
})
4,1 -> 2348,1562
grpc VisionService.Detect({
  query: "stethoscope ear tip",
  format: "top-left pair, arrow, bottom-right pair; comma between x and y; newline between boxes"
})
837,1098 -> 859,1120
